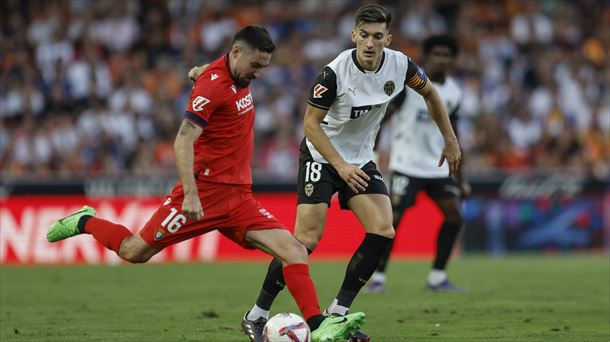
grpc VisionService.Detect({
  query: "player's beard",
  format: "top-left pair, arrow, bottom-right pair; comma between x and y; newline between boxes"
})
237,78 -> 250,88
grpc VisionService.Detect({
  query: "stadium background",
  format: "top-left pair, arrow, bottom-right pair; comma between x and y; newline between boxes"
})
0,1 -> 609,342
1,0 -> 608,264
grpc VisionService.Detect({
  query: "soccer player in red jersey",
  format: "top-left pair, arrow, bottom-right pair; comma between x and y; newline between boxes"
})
47,26 -> 365,342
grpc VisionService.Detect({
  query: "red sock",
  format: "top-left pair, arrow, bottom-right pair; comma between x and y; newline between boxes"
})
84,217 -> 133,254
282,263 -> 322,320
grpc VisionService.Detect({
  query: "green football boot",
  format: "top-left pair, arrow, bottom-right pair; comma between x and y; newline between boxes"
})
46,206 -> 96,242
311,312 -> 366,342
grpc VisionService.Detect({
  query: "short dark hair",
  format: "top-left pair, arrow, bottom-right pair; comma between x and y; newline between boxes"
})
422,35 -> 459,57
232,25 -> 275,53
355,4 -> 392,29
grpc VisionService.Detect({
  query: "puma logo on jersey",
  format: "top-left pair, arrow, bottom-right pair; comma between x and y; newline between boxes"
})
230,85 -> 237,93
192,96 -> 210,112
163,197 -> 171,206
211,73 -> 219,80
347,87 -> 357,96
313,84 -> 328,98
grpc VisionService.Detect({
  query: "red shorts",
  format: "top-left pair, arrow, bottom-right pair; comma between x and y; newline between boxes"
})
139,182 -> 287,249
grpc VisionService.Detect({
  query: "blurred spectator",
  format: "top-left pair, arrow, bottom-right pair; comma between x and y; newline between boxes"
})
0,0 -> 608,182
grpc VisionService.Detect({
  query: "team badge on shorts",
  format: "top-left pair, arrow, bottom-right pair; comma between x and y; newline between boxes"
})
384,80 -> 395,96
305,183 -> 314,197
154,228 -> 165,241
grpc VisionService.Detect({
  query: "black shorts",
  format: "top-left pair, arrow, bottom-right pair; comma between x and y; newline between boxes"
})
297,139 -> 389,210
389,171 -> 460,213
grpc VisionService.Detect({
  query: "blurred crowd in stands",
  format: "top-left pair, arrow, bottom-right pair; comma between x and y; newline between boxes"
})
1,0 -> 608,182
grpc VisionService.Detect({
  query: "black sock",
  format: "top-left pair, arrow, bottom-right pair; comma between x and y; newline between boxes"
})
307,314 -> 325,331
375,210 -> 404,274
375,240 -> 394,273
336,233 -> 393,307
255,248 -> 313,310
77,215 -> 93,234
255,258 -> 285,310
433,222 -> 462,270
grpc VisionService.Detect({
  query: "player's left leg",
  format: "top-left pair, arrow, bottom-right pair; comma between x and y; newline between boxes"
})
245,228 -> 365,342
428,185 -> 466,291
47,205 -> 160,263
229,189 -> 364,342
366,172 -> 421,293
325,193 -> 394,316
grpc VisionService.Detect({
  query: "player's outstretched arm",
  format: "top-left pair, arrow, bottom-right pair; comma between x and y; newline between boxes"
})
187,63 -> 210,82
303,104 -> 370,193
174,119 -> 205,220
414,80 -> 461,175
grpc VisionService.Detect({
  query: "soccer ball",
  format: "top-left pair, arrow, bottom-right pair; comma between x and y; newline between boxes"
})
262,312 -> 311,342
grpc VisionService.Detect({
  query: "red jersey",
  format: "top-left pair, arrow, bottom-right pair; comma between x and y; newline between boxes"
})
184,55 -> 255,185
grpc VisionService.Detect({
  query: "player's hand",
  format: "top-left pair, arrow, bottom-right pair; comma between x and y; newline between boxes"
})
336,161 -> 370,193
459,180 -> 471,198
438,139 -> 461,176
188,63 -> 210,82
182,192 -> 204,221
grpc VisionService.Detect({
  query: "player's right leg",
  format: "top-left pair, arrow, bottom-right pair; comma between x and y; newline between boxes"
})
241,203 -> 329,341
364,208 -> 404,294
244,142 -> 337,326
47,205 -> 159,263
245,227 -> 365,342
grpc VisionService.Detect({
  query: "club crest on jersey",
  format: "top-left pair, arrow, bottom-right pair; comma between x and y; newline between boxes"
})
192,96 -> 210,112
384,80 -> 395,96
305,183 -> 314,197
154,228 -> 165,241
313,84 -> 327,98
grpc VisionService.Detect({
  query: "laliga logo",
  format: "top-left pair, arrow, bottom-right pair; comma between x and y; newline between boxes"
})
192,96 -> 210,112
278,322 -> 309,341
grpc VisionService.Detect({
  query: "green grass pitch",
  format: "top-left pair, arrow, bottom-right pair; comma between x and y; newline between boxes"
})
1,256 -> 608,341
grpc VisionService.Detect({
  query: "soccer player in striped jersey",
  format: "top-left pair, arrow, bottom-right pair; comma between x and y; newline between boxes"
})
365,35 -> 470,293
239,5 -> 461,342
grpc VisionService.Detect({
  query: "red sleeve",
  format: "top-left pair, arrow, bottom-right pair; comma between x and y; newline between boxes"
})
184,77 -> 222,127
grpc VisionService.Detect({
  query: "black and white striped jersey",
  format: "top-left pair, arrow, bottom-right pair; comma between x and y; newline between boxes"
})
307,48 -> 427,166
389,76 -> 462,178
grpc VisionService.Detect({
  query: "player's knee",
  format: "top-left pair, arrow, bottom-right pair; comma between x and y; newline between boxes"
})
118,236 -> 157,263
119,249 -> 152,264
278,238 -> 308,265
294,221 -> 324,251
379,225 -> 395,239
118,242 -> 154,264
367,222 -> 395,239
368,214 -> 395,238
294,233 -> 320,251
